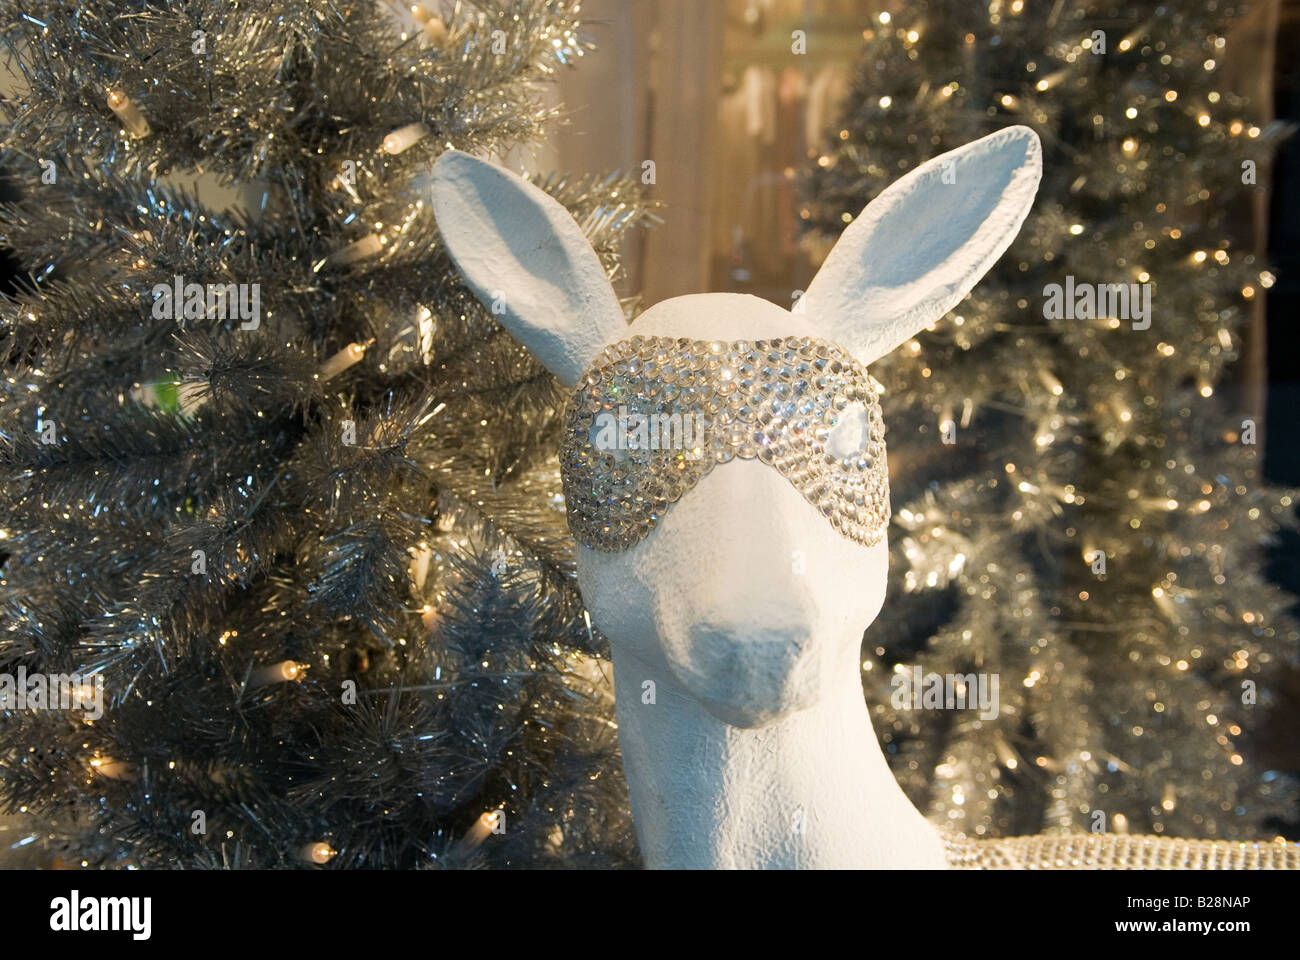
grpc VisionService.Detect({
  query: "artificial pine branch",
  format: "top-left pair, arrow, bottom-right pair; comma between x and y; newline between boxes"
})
0,0 -> 651,868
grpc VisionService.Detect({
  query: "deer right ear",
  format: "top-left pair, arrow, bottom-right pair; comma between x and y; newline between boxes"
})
803,125 -> 1041,366
430,150 -> 626,387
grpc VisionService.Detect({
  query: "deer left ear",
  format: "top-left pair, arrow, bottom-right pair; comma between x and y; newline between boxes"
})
430,150 -> 627,387
802,125 -> 1042,365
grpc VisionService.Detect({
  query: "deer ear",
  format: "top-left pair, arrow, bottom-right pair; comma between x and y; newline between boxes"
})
430,150 -> 626,386
802,125 -> 1041,365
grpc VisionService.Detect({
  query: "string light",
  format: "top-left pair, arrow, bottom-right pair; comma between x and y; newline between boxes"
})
409,5 -> 451,44
461,810 -> 504,849
1162,784 -> 1177,812
89,756 -> 135,781
409,542 -> 432,590
317,233 -> 386,271
382,122 -> 430,155
106,89 -> 150,138
301,842 -> 336,864
421,603 -> 439,629
253,660 -> 307,685
316,341 -> 369,381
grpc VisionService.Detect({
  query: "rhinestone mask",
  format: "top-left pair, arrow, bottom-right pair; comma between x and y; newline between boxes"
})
560,335 -> 890,552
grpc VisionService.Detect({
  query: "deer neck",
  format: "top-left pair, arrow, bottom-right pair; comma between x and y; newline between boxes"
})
611,642 -> 949,869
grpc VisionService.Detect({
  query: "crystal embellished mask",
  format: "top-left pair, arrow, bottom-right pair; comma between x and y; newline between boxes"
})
560,335 -> 890,552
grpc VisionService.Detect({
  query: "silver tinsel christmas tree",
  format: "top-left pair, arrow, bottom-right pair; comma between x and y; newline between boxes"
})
0,0 -> 651,868
803,0 -> 1296,840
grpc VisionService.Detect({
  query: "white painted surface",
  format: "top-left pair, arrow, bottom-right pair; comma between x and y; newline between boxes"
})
431,128 -> 1041,867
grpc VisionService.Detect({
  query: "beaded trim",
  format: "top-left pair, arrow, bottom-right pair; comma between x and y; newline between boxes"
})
944,833 -> 1300,869
560,335 -> 890,552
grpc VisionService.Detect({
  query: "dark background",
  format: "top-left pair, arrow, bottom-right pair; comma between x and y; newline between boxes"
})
1256,4 -> 1300,799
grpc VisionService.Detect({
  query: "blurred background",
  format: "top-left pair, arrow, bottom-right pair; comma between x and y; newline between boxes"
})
2,0 -> 1298,861
532,0 -> 1300,838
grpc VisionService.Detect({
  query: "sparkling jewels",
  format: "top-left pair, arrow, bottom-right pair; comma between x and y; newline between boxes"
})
944,832 -> 1300,870
560,335 -> 890,551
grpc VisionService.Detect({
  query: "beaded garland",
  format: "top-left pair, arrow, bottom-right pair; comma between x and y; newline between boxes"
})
944,832 -> 1300,869
560,335 -> 890,552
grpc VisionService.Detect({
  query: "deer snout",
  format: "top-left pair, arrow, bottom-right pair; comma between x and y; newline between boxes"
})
576,458 -> 891,728
636,462 -> 845,727
656,616 -> 822,728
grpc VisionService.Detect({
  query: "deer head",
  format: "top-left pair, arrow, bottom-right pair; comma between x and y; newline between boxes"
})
432,126 -> 1041,867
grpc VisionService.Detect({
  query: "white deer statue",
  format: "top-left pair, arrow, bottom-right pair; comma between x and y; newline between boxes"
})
430,128 -> 1040,869
430,127 -> 1300,872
